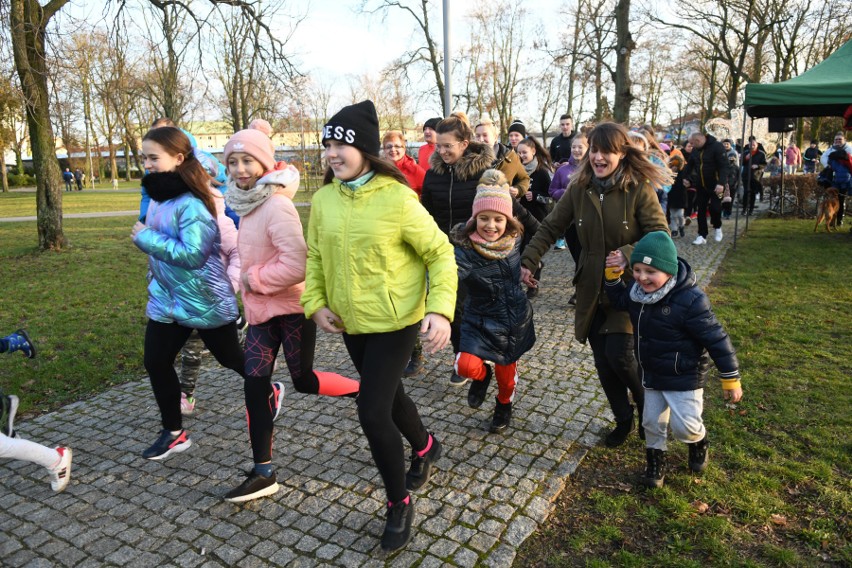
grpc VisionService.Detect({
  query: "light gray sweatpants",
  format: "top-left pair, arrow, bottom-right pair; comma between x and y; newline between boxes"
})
0,432 -> 60,469
643,388 -> 706,450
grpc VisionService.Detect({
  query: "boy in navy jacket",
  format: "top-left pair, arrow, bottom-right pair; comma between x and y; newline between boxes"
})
604,231 -> 743,488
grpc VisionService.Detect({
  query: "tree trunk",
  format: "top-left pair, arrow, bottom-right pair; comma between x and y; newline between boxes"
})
10,0 -> 69,250
612,0 -> 634,124
0,142 -> 8,192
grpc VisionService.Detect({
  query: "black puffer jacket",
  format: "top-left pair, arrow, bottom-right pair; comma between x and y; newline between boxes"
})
604,258 -> 739,391
452,227 -> 536,365
422,141 -> 495,234
684,134 -> 729,192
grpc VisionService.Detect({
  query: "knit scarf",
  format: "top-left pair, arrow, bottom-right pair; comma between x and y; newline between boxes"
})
225,180 -> 277,217
468,231 -> 516,260
629,274 -> 677,304
523,157 -> 538,177
591,169 -> 623,194
143,171 -> 192,203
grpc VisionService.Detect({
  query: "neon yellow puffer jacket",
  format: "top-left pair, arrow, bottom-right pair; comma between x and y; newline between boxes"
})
302,174 -> 457,335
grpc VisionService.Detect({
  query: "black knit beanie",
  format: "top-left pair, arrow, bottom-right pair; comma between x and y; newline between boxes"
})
322,100 -> 380,157
424,117 -> 442,131
508,120 -> 527,137
630,231 -> 678,275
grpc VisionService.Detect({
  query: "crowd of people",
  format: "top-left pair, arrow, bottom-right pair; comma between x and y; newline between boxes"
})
28,106 -> 852,554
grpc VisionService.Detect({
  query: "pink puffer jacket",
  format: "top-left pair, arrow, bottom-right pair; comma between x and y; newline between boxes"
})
236,167 -> 306,324
211,187 -> 240,294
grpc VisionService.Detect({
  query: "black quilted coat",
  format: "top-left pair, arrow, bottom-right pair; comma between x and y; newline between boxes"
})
452,229 -> 536,365
604,258 -> 739,391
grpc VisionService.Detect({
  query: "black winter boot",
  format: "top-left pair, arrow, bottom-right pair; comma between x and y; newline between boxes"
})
605,412 -> 635,447
688,436 -> 710,473
489,398 -> 512,433
640,448 -> 666,488
402,340 -> 425,377
467,365 -> 492,409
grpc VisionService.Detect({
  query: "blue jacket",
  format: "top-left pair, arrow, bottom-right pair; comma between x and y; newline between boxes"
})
605,258 -> 739,391
453,228 -> 535,365
133,172 -> 238,329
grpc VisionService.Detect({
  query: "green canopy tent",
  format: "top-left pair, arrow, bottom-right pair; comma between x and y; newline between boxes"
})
744,39 -> 852,119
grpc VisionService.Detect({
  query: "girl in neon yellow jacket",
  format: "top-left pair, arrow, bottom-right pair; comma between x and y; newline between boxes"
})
301,101 -> 456,553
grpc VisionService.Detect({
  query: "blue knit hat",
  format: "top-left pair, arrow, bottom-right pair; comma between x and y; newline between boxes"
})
630,232 -> 678,275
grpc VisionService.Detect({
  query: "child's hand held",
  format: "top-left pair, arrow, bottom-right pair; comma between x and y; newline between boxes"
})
312,307 -> 345,334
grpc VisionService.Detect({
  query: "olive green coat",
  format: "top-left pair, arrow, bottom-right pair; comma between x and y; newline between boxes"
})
521,174 -> 669,342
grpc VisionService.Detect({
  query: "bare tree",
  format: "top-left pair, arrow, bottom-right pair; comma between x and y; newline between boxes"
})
359,0 -> 445,113
0,68 -> 24,192
612,0 -> 634,122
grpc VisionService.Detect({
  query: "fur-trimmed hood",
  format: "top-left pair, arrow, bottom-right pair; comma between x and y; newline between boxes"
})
429,140 -> 495,181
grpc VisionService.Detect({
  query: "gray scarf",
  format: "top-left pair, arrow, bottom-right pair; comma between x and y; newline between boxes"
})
629,274 -> 677,304
224,180 -> 277,217
523,157 -> 538,176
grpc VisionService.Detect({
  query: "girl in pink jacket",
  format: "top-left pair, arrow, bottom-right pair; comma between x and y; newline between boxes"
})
222,120 -> 360,503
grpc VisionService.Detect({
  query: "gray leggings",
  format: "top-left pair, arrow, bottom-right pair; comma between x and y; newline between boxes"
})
642,388 -> 705,450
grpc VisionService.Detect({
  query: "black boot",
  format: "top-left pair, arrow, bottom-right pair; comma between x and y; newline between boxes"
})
381,496 -> 415,551
467,365 -> 492,409
605,412 -> 634,447
688,436 -> 710,473
489,398 -> 512,433
640,448 -> 666,488
402,341 -> 424,377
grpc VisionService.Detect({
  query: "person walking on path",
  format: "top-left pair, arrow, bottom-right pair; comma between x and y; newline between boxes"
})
383,130 -> 425,196
451,170 -> 536,433
73,168 -> 84,191
802,140 -> 822,174
682,132 -> 728,245
222,120 -> 361,503
1,330 -> 73,492
63,168 -> 74,191
549,114 -> 576,167
302,100 -> 457,552
474,117 -> 530,199
549,133 -> 588,263
131,127 -> 246,463
603,231 -> 742,488
784,141 -> 801,175
418,117 -> 441,171
520,122 -> 670,447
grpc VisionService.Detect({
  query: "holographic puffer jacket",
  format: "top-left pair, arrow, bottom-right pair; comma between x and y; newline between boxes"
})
133,171 -> 239,329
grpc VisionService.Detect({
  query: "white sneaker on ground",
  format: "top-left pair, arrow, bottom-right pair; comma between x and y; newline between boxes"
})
692,235 -> 706,245
49,447 -> 72,492
714,228 -> 723,242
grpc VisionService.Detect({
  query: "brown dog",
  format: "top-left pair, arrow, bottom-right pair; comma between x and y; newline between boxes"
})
814,188 -> 840,232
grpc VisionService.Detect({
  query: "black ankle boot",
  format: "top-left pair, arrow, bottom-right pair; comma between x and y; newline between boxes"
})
467,366 -> 492,409
688,436 -> 710,473
605,414 -> 634,447
641,448 -> 666,488
489,398 -> 512,433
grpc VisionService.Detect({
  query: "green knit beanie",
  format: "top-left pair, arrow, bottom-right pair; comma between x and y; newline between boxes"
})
630,231 -> 678,275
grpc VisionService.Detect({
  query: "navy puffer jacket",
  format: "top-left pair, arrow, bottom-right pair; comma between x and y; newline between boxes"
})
605,258 -> 739,391
453,227 -> 536,365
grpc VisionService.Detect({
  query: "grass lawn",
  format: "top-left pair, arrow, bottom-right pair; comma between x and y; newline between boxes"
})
516,219 -> 851,567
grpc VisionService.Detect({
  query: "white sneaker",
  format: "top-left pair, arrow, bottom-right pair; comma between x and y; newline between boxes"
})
692,235 -> 706,245
49,447 -> 72,492
714,228 -> 723,242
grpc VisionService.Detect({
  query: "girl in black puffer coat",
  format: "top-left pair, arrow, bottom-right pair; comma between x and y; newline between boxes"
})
451,170 -> 536,434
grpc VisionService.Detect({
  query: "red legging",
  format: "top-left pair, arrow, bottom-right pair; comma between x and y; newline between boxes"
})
454,352 -> 518,404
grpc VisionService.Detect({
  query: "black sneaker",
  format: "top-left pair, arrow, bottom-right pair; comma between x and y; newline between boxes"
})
449,372 -> 469,387
489,399 -> 512,433
381,497 -> 415,551
405,435 -> 442,491
142,429 -> 192,460
1,394 -> 19,437
467,366 -> 492,409
224,470 -> 280,503
604,415 -> 634,447
688,437 -> 710,473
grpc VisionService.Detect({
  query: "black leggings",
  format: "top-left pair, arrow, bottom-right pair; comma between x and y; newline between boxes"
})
586,309 -> 644,423
343,324 -> 429,503
144,320 -> 244,432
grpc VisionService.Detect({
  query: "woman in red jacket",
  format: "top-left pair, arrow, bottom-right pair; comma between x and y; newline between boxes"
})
383,131 -> 425,197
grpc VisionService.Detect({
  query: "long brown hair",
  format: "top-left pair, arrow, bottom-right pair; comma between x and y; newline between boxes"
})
142,127 -> 216,217
571,122 -> 672,191
322,151 -> 409,186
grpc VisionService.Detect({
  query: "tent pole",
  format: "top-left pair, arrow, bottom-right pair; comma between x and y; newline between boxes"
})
778,133 -> 785,216
734,110 -> 748,250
